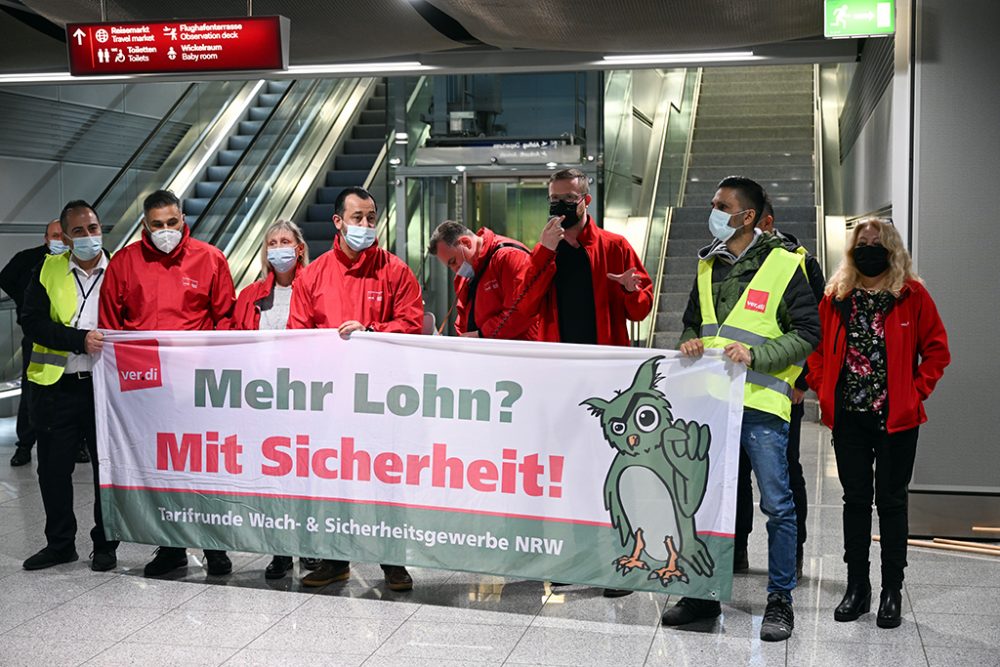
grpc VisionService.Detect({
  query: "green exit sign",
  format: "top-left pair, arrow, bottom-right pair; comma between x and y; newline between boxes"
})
825,0 -> 895,38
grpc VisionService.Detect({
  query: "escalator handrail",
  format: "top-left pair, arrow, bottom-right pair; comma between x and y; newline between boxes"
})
191,80 -> 309,243
92,82 -> 198,212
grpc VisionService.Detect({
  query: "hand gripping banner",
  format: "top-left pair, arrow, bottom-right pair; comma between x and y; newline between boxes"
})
94,330 -> 746,600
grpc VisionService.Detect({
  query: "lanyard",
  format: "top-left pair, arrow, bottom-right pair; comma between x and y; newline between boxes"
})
71,269 -> 101,329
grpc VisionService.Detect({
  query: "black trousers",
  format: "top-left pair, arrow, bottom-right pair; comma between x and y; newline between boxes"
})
31,374 -> 118,554
832,410 -> 918,589
16,336 -> 36,449
735,401 -> 807,556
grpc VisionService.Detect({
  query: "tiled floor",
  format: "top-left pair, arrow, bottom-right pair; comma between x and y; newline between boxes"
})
1,416 -> 998,666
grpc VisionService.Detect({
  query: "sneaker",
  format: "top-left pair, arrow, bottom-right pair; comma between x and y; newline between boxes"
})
661,597 -> 722,626
301,559 -> 351,587
602,588 -> 633,598
382,565 -> 413,592
300,557 -> 322,570
76,447 -> 90,464
265,555 -> 293,580
143,546 -> 188,577
204,550 -> 232,576
760,593 -> 794,641
733,548 -> 750,573
90,549 -> 117,572
23,547 -> 78,570
10,445 -> 31,467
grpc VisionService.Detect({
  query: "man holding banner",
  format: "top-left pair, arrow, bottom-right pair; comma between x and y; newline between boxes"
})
288,185 -> 422,591
98,189 -> 236,578
666,176 -> 819,642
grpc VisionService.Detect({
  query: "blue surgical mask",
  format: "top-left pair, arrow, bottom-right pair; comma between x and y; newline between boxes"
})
456,261 -> 475,279
70,235 -> 103,261
267,247 -> 298,273
708,208 -> 743,243
343,225 -> 377,252
48,239 -> 69,255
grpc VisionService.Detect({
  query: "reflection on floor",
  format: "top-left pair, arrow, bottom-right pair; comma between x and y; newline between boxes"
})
1,417 -> 998,666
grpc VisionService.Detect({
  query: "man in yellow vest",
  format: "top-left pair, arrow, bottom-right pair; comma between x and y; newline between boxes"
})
19,200 -> 118,572
661,176 -> 820,642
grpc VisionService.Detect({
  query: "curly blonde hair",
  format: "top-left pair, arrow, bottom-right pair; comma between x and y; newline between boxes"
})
826,217 -> 921,299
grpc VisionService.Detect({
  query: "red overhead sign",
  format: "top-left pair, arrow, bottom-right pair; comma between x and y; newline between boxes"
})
66,16 -> 289,76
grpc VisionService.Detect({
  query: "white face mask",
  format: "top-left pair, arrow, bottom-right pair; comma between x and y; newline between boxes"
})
456,261 -> 475,279
48,239 -> 69,255
708,207 -> 745,243
267,247 -> 298,273
71,235 -> 103,261
150,228 -> 182,254
343,225 -> 377,252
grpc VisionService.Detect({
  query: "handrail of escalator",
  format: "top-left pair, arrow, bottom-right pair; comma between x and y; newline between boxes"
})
93,82 -> 197,212
190,79 -> 310,245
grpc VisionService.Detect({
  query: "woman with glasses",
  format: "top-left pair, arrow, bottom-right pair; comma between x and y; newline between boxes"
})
807,218 -> 949,628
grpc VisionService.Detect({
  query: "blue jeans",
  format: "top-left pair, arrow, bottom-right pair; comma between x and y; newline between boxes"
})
741,408 -> 797,600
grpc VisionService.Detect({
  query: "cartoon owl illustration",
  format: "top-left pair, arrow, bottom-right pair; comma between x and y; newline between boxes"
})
582,355 -> 715,585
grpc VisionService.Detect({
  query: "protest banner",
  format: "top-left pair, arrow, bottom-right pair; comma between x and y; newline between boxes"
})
94,331 -> 745,599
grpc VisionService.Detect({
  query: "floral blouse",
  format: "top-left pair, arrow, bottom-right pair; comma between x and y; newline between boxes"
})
840,289 -> 896,422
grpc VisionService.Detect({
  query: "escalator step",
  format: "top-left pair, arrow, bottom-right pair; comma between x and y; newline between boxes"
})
248,107 -> 271,121
239,120 -> 263,135
258,92 -> 283,107
228,135 -> 252,151
343,139 -> 384,155
184,199 -> 209,216
185,215 -> 199,229
195,182 -> 221,199
360,110 -> 385,125
366,97 -> 387,111
207,165 -> 232,181
307,240 -> 332,260
316,186 -> 347,205
267,80 -> 292,94
335,154 -> 376,171
307,204 -> 337,222
217,150 -> 244,166
298,220 -> 335,239
325,170 -> 371,187
353,124 -> 384,140
374,83 -> 387,97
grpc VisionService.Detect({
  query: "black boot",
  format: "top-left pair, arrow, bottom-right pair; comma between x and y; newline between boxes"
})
876,588 -> 902,628
834,579 -> 872,622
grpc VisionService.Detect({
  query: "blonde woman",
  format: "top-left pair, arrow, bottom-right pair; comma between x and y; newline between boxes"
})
229,220 -> 320,578
806,218 -> 949,629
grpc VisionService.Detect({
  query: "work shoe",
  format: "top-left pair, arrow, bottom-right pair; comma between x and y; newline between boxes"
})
23,547 -> 78,570
90,549 -> 117,572
603,588 -> 633,598
10,445 -> 31,467
143,546 -> 188,577
834,580 -> 871,622
382,565 -> 413,592
204,550 -> 232,576
265,556 -> 293,580
302,559 -> 351,587
76,447 -> 90,464
760,593 -> 794,641
661,597 -> 722,626
733,548 -> 750,573
876,588 -> 902,628
300,558 -> 322,570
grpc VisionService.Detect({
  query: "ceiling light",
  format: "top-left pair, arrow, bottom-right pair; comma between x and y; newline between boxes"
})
288,61 -> 432,75
602,51 -> 762,65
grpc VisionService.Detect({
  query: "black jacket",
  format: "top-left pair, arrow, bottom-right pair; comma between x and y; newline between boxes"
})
0,244 -> 48,323
20,260 -> 89,356
774,230 -> 826,390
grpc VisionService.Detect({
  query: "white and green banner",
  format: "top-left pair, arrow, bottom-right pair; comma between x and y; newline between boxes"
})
94,331 -> 745,600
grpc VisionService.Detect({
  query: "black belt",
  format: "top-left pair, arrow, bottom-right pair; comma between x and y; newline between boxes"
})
60,371 -> 93,382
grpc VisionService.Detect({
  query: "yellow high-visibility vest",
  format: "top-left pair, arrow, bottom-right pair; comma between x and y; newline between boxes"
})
27,253 -> 78,386
697,247 -> 806,422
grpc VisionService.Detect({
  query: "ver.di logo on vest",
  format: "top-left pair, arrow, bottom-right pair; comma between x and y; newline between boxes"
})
744,289 -> 769,313
115,339 -> 164,392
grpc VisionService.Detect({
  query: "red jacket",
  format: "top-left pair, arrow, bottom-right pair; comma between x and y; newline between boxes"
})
806,280 -> 950,434
99,225 -> 235,331
454,228 -> 539,340
520,218 -> 653,346
288,236 -> 422,333
226,271 -> 286,331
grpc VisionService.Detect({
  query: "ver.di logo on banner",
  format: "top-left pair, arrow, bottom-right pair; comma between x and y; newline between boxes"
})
114,339 -> 163,392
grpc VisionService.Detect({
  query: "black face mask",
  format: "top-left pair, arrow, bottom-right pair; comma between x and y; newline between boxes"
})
853,244 -> 890,277
549,200 -> 582,229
